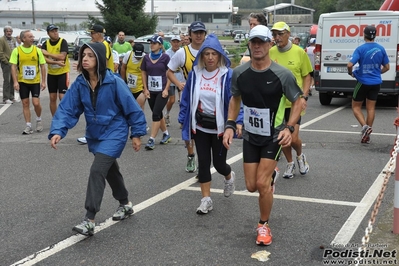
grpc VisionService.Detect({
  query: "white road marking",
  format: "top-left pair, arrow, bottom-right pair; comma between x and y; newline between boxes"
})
301,129 -> 396,137
184,187 -> 364,207
330,161 -> 394,246
0,103 -> 11,115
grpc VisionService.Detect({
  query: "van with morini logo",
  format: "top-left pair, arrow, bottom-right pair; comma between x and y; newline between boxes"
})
314,11 -> 399,105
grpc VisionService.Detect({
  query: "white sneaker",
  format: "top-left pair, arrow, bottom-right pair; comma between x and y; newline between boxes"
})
22,126 -> 33,135
283,162 -> 295,179
224,171 -> 235,197
297,153 -> 309,175
196,197 -> 213,214
77,137 -> 87,144
4,99 -> 13,104
36,121 -> 43,132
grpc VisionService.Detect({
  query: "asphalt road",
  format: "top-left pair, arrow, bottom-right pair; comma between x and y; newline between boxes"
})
0,62 -> 397,266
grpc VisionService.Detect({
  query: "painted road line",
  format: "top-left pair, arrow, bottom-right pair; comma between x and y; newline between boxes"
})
330,160 -> 394,246
0,103 -> 11,115
183,187 -> 364,207
301,129 -> 396,137
10,153 -> 243,266
301,105 -> 349,128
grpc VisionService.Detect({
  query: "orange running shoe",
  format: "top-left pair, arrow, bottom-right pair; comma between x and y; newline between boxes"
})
256,223 -> 272,245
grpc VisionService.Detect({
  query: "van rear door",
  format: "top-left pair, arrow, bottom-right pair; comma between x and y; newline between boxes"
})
315,11 -> 399,105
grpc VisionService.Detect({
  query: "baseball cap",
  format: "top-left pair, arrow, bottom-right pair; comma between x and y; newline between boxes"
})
89,25 -> 106,33
271,21 -> 291,32
46,24 -> 59,32
309,37 -> 316,44
249,25 -> 272,42
133,43 -> 145,58
189,21 -> 206,32
104,36 -> 112,44
170,35 -> 181,41
147,35 -> 163,44
364,25 -> 376,39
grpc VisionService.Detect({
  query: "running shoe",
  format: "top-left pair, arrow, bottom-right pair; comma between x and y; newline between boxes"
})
297,153 -> 309,175
165,115 -> 170,127
145,138 -> 155,150
271,167 -> 279,194
4,99 -> 13,104
283,162 -> 295,179
22,126 -> 33,135
160,133 -> 171,144
256,223 -> 272,246
77,137 -> 87,144
112,201 -> 134,221
196,197 -> 213,214
36,121 -> 43,132
186,155 -> 197,172
73,218 -> 95,236
224,171 -> 235,197
361,125 -> 372,144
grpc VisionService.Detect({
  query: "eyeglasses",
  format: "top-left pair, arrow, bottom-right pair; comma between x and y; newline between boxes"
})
272,31 -> 287,37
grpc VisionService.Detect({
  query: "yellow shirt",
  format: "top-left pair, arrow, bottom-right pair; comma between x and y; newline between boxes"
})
125,52 -> 144,94
269,44 -> 313,107
103,40 -> 114,72
45,38 -> 70,75
9,45 -> 46,84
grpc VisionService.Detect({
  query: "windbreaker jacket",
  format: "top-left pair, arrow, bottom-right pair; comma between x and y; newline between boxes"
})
178,34 -> 242,141
48,42 -> 146,158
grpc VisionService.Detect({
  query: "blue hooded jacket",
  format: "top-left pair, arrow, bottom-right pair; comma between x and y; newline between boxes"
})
178,34 -> 242,141
48,42 -> 146,158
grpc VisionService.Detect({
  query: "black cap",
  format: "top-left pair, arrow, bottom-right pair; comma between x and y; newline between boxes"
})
189,21 -> 206,32
46,24 -> 59,32
133,43 -> 144,58
89,25 -> 106,33
364,25 -> 376,39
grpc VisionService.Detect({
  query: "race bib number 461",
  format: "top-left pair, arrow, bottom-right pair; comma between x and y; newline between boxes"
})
243,106 -> 271,136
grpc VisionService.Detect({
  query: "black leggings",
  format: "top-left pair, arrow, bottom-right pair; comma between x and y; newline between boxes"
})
193,129 -> 231,183
148,92 -> 168,121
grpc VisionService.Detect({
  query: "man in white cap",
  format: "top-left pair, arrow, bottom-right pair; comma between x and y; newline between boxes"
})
164,35 -> 184,126
223,25 -> 303,246
270,21 -> 313,179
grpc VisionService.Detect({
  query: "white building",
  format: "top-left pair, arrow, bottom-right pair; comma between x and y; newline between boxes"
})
0,0 -> 234,31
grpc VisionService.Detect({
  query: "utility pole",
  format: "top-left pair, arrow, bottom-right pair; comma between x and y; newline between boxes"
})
32,0 -> 36,29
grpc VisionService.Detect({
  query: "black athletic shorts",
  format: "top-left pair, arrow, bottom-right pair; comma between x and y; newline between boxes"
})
47,73 -> 69,94
353,82 -> 380,102
284,108 -> 301,125
19,82 -> 41,99
243,138 -> 282,163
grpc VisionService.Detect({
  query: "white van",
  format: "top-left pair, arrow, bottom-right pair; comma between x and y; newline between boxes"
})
314,10 -> 399,105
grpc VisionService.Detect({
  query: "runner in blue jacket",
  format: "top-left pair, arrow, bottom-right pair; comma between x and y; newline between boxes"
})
49,42 -> 146,236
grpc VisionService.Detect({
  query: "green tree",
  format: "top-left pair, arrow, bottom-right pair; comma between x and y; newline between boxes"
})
92,0 -> 157,38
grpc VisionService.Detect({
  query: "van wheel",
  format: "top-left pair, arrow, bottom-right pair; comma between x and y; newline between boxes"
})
319,93 -> 332,105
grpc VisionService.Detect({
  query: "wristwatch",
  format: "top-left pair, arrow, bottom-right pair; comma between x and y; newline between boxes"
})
301,95 -> 308,101
285,125 -> 295,133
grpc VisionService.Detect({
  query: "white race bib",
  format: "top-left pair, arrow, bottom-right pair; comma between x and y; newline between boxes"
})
127,73 -> 138,88
23,65 -> 36,80
148,75 -> 162,91
243,105 -> 271,136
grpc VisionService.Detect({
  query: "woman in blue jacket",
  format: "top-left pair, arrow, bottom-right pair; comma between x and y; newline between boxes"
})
178,34 -> 237,214
49,42 -> 146,236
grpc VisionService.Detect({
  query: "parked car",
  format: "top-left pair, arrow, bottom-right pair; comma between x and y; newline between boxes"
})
36,36 -> 49,48
222,29 -> 232,37
72,35 -> 92,60
234,33 -> 246,43
232,30 -> 243,38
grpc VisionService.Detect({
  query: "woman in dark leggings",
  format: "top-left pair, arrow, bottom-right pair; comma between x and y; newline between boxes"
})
141,35 -> 171,150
